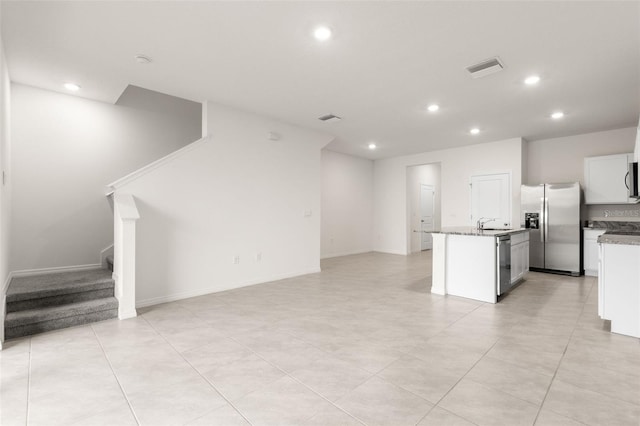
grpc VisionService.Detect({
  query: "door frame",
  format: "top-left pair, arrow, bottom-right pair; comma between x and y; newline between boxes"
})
405,163 -> 441,255
420,183 -> 435,250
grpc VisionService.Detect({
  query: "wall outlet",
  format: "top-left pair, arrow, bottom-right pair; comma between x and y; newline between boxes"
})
256,252 -> 262,262
233,255 -> 240,264
304,210 -> 312,217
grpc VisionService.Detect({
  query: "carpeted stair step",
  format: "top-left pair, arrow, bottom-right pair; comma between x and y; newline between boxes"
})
6,269 -> 114,313
4,297 -> 118,339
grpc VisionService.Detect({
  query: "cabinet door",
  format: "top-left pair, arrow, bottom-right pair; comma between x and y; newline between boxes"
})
585,240 -> 599,276
511,242 -> 523,283
584,153 -> 632,204
510,240 -> 530,283
584,230 -> 606,276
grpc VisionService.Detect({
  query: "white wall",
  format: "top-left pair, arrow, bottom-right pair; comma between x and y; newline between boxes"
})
635,118 -> 640,162
321,150 -> 373,258
527,127 -> 637,220
0,13 -> 12,346
10,84 -> 201,271
115,85 -> 202,131
526,127 -> 635,186
116,102 -> 332,306
374,138 -> 523,255
407,163 -> 441,254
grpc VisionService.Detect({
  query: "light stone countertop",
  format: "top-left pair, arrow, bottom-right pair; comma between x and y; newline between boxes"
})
431,227 -> 529,237
598,232 -> 640,246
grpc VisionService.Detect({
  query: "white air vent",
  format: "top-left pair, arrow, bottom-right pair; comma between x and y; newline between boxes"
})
318,114 -> 342,122
466,57 -> 504,79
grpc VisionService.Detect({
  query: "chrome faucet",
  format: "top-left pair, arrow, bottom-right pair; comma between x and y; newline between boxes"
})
477,217 -> 496,231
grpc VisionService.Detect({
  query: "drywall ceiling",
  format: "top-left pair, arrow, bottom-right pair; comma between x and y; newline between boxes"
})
2,1 -> 639,159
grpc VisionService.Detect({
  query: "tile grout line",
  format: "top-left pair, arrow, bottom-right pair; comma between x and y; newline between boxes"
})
531,278 -> 595,425
411,301 -> 495,426
25,338 -> 32,426
90,324 -> 142,426
140,315 -> 258,426
221,327 -> 369,425
534,278 -> 619,424
175,297 -> 369,425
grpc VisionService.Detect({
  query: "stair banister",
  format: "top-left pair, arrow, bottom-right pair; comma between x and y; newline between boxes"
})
113,193 -> 139,319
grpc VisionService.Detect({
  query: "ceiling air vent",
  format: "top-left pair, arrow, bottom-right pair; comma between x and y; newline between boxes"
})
318,114 -> 342,122
466,57 -> 504,79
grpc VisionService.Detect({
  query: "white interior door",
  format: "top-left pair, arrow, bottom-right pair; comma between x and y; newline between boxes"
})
470,173 -> 511,229
420,184 -> 434,250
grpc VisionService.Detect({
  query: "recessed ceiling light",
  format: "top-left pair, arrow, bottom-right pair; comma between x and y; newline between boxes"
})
135,54 -> 152,64
427,104 -> 440,112
368,143 -> 377,150
551,111 -> 565,119
470,128 -> 480,135
63,83 -> 81,91
524,75 -> 540,85
313,26 -> 332,42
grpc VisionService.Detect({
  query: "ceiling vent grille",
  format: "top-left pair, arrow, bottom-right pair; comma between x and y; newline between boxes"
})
318,114 -> 342,122
466,57 -> 504,79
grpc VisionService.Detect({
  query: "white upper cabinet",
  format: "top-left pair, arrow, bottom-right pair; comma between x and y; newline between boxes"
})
584,153 -> 636,204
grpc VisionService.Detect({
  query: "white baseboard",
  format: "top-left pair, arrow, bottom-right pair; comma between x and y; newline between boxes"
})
11,263 -> 102,278
1,273 -> 12,347
3,271 -> 12,294
373,249 -> 408,256
320,249 -> 373,260
100,245 -> 114,269
0,293 -> 5,347
136,266 -> 321,308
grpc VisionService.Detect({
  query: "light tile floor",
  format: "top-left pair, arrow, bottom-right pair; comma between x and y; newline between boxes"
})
1,251 -> 639,426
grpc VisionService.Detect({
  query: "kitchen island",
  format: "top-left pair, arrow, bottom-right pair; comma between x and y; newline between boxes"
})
598,231 -> 640,338
431,227 -> 529,303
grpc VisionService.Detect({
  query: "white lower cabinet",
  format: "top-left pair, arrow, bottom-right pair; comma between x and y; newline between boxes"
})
584,229 -> 606,276
511,232 -> 530,283
598,242 -> 640,338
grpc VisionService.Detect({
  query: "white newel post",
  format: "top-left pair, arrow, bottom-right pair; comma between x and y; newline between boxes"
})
113,193 -> 140,320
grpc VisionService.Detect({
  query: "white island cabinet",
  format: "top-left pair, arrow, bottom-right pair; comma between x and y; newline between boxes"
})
431,228 -> 529,304
598,233 -> 640,338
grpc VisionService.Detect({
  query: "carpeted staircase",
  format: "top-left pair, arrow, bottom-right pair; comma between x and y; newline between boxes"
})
4,269 -> 118,340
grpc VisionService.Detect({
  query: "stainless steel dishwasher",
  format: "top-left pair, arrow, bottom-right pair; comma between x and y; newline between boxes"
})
497,235 -> 512,296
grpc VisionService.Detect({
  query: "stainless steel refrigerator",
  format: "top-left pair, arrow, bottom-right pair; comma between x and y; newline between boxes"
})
521,183 -> 581,276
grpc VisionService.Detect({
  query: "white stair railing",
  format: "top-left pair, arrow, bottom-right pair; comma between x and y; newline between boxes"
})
113,193 -> 139,319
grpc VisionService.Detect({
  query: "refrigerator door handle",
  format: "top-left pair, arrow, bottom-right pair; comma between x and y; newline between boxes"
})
544,197 -> 549,242
540,197 -> 545,242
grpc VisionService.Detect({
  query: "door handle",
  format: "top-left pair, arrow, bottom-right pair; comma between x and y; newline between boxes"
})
544,197 -> 549,242
625,171 -> 630,190
540,197 -> 545,243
